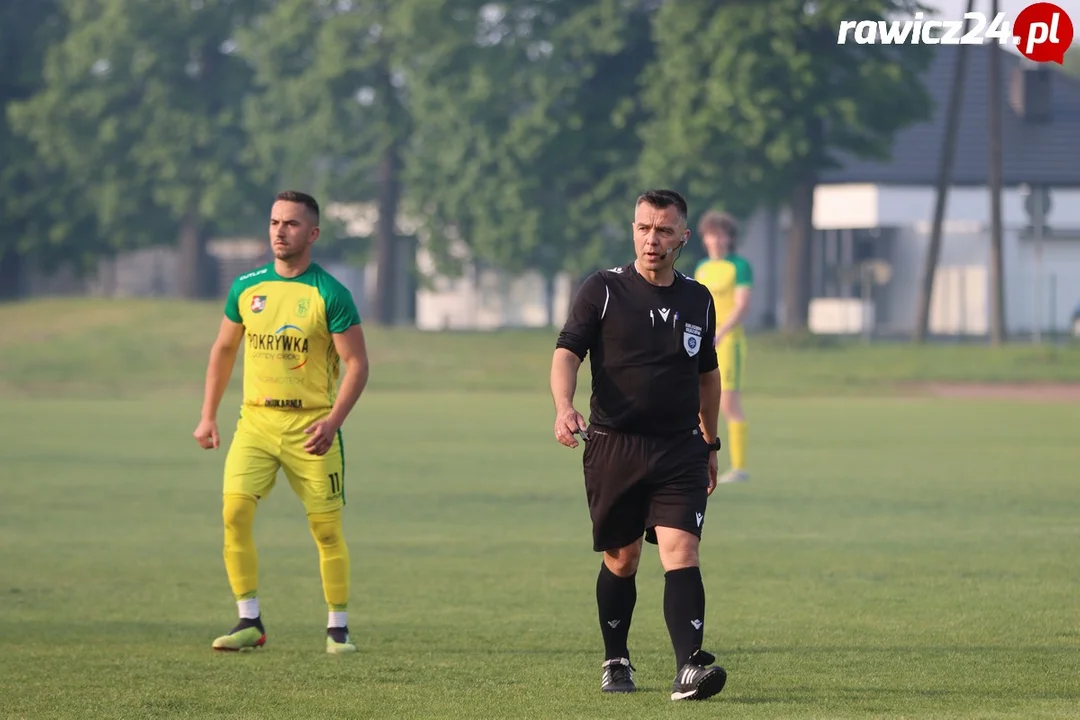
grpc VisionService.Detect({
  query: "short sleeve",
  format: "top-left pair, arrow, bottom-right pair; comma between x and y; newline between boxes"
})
224,281 -> 243,323
325,282 -> 361,334
734,257 -> 753,287
698,290 -> 719,374
555,272 -> 606,360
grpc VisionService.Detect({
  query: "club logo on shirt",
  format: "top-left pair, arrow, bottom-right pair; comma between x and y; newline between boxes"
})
295,298 -> 310,317
683,322 -> 703,357
251,295 -> 267,313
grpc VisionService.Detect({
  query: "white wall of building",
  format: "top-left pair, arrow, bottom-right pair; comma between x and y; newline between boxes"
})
814,184 -> 1080,335
414,238 -> 572,330
814,184 -> 1080,230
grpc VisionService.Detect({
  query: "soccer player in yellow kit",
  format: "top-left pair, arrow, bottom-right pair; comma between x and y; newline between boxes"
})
694,210 -> 752,484
193,191 -> 370,653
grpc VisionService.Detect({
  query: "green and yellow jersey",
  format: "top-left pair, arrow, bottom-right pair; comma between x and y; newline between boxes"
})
224,262 -> 361,413
694,254 -> 753,338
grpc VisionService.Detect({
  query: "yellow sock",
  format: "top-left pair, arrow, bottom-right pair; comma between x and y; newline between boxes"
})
222,494 -> 259,600
729,421 -> 748,470
308,510 -> 350,610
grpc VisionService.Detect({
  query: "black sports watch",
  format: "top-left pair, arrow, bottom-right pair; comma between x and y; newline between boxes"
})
705,437 -> 722,452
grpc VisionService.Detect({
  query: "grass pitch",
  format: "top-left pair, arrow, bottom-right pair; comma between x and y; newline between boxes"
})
0,299 -> 1078,718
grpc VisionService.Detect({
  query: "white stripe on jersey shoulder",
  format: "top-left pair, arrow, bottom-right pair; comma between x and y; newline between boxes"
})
598,266 -> 627,320
677,270 -> 705,287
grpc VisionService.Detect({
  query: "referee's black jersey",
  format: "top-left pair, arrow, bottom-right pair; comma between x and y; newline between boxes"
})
556,262 -> 718,437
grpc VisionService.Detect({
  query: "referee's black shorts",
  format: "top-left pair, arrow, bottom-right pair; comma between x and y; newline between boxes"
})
581,425 -> 711,552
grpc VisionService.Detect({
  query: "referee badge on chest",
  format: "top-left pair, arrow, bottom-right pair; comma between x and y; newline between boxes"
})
682,322 -> 703,357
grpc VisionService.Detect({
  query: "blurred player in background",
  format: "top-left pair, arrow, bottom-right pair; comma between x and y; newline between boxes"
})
694,211 -> 752,484
551,189 -> 727,702
193,190 -> 369,653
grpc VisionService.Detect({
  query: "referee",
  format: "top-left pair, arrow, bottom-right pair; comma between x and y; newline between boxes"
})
550,189 -> 726,702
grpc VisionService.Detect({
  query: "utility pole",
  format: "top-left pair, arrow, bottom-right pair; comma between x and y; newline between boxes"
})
913,0 -> 976,343
1022,185 -> 1050,344
987,0 -> 1007,344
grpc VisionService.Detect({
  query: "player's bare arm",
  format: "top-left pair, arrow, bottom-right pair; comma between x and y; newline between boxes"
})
303,324 -> 369,456
698,368 -> 721,494
194,317 -> 245,450
550,348 -> 587,448
715,286 -> 752,344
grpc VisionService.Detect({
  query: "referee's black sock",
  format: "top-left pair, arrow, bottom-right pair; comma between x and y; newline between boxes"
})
596,562 -> 636,661
664,566 -> 705,669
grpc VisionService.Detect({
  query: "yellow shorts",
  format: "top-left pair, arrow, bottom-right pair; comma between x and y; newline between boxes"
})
716,333 -> 747,393
223,408 -> 345,514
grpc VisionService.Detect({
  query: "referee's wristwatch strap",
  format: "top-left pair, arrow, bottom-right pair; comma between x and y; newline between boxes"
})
708,437 -> 722,451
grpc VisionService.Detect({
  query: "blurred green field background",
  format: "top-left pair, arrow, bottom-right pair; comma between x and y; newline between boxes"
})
4,298 -> 1080,398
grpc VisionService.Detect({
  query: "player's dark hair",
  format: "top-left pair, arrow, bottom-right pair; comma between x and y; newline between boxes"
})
275,190 -> 320,225
698,209 -> 738,250
636,189 -> 688,222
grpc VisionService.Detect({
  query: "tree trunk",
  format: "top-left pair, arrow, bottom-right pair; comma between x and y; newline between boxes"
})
764,207 -> 780,329
177,208 -> 213,299
914,0 -> 975,343
373,142 -> 401,326
0,249 -> 26,300
782,177 -> 815,331
398,236 -> 417,324
543,272 -> 557,327
988,1 -> 1006,344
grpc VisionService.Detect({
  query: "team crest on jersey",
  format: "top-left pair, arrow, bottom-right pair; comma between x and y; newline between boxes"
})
295,298 -> 310,317
683,323 -> 703,357
251,295 -> 267,313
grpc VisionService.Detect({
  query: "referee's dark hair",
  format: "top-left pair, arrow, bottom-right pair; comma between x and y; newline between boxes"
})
276,190 -> 320,226
636,189 -> 688,222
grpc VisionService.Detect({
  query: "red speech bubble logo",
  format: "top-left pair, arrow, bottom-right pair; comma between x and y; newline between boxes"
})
1013,2 -> 1074,64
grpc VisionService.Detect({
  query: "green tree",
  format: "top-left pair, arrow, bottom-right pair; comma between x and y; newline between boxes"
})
1063,45 -> 1080,78
639,0 -> 933,330
238,0 -> 414,325
9,0 -> 270,299
403,0 -> 654,324
0,0 -> 102,298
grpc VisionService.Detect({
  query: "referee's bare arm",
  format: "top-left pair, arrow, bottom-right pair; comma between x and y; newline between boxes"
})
699,368 -> 721,493
550,274 -> 603,448
551,349 -> 587,447
698,369 -> 721,446
698,290 -> 721,491
697,283 -> 721,444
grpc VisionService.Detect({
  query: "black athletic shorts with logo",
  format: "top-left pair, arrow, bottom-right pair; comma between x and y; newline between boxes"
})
581,425 -> 711,552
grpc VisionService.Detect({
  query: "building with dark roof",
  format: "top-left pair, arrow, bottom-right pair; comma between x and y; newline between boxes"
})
736,45 -> 1080,337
